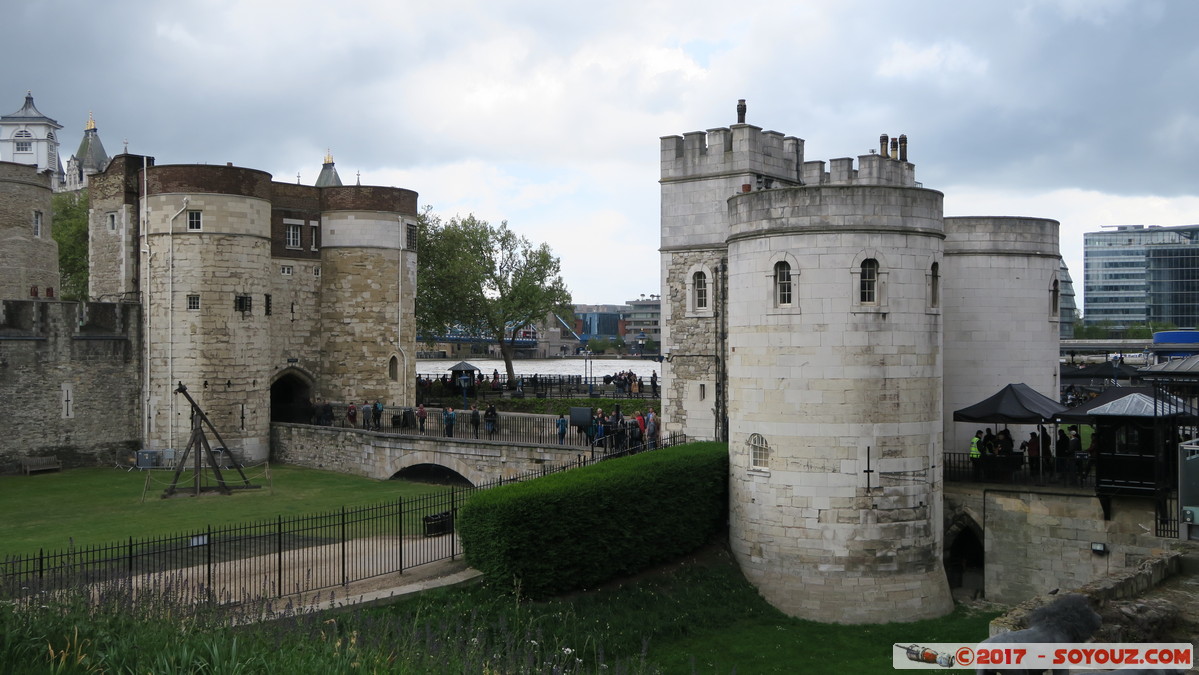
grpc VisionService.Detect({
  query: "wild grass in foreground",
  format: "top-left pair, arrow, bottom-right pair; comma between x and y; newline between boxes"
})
0,545 -> 1000,673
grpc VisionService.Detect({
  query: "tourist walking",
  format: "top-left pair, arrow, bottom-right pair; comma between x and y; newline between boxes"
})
416,404 -> 427,433
556,414 -> 568,445
346,402 -> 357,428
470,405 -> 481,439
484,404 -> 498,437
443,407 -> 456,438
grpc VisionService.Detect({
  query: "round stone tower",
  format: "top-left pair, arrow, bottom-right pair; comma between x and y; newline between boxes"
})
724,174 -> 953,623
317,186 -> 419,406
140,164 -> 275,461
0,161 -> 57,299
942,216 -> 1061,455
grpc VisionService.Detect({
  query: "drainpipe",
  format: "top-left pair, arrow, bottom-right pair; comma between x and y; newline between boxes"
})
715,257 -> 729,442
168,197 -> 190,452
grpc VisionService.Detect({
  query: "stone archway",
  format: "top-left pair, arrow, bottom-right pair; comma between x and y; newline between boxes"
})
271,369 -> 314,423
944,512 -> 986,600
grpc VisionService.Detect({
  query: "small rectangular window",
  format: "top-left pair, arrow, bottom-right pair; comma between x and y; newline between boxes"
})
15,141 -> 31,153
699,383 -> 706,401
313,266 -> 321,277
107,212 -> 117,231
407,223 -> 418,251
280,265 -> 293,276
234,295 -> 252,313
32,211 -> 43,237
285,224 -> 301,249
265,294 -> 272,316
187,211 -> 202,231
187,294 -> 200,310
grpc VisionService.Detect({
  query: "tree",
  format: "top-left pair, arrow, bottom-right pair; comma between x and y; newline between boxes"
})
52,189 -> 89,300
417,212 -> 572,387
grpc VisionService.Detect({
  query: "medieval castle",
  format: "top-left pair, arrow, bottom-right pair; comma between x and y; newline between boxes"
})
1,93 -> 419,466
659,101 -> 1061,622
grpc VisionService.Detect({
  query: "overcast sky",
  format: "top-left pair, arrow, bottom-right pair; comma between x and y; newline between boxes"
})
5,0 -> 1197,308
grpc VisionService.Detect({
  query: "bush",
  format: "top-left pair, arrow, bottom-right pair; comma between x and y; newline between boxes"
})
457,442 -> 728,599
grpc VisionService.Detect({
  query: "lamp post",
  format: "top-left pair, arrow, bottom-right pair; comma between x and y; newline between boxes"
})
637,331 -> 647,357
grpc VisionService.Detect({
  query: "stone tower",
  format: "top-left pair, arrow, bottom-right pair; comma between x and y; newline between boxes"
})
64,112 -> 110,192
0,161 -> 57,299
942,216 -> 1061,454
317,185 -> 419,405
140,164 -> 276,460
661,105 -> 953,623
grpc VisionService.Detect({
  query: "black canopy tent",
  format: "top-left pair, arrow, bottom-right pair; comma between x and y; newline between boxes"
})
952,383 -> 1068,424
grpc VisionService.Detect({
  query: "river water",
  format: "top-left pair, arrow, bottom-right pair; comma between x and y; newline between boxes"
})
416,357 -> 663,380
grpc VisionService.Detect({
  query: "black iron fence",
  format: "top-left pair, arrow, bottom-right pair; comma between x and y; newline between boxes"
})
415,373 -> 661,401
943,452 -> 1096,488
0,433 -> 686,608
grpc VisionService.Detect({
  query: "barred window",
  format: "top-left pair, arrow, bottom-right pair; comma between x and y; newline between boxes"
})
748,433 -> 770,470
859,259 -> 879,304
774,261 -> 792,306
407,222 -> 418,251
187,294 -> 200,310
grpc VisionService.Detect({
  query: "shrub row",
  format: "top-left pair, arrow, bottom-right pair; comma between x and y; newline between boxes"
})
457,442 -> 728,599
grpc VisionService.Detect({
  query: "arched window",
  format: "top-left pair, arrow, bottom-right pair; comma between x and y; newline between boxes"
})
774,261 -> 792,307
14,130 -> 32,153
748,433 -> 770,470
1050,279 -> 1060,317
929,262 -> 940,308
693,271 -> 708,310
859,259 -> 879,304
388,355 -> 399,381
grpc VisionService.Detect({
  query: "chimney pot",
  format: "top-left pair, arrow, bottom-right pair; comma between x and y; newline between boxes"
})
898,134 -> 908,162
880,134 -> 890,158
736,99 -> 747,124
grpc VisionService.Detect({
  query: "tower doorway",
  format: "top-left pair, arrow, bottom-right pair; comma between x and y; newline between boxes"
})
271,371 -> 313,423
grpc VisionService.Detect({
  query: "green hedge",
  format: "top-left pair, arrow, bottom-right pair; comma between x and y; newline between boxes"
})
457,442 -> 728,599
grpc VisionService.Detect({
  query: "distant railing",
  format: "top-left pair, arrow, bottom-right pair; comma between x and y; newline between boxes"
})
943,452 -> 1095,488
0,433 -> 686,609
414,373 -> 662,401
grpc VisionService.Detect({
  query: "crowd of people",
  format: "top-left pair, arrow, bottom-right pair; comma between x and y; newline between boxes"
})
582,406 -> 660,453
969,424 -> 1091,484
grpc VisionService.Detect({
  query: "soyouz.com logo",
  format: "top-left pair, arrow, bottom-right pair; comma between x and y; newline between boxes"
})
893,642 -> 1194,670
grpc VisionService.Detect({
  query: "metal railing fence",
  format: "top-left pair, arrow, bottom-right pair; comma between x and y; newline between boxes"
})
0,433 -> 686,608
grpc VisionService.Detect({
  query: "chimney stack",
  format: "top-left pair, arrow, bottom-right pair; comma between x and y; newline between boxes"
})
736,99 -> 747,124
880,134 -> 890,158
898,134 -> 908,162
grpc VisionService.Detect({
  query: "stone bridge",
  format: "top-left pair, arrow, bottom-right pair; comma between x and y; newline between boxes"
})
271,423 -> 592,486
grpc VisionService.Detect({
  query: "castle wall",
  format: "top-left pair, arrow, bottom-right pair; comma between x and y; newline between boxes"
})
942,217 -> 1061,454
723,184 -> 952,623
944,486 -> 1173,604
0,161 -> 57,299
0,300 -> 141,468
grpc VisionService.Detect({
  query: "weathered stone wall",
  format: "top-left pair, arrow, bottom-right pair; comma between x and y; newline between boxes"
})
0,161 -> 57,299
942,216 -> 1060,455
89,154 -> 152,300
944,485 -> 1178,604
723,183 -> 951,623
660,247 -> 722,441
0,300 -> 141,469
271,423 -> 584,486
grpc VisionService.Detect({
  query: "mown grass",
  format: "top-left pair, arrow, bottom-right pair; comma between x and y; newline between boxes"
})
0,542 -> 999,673
0,464 -> 446,555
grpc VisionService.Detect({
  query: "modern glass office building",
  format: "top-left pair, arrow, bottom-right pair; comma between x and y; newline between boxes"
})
1084,224 -> 1199,328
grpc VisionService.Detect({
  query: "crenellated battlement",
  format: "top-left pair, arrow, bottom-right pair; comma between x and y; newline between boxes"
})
660,124 -> 804,184
0,299 -> 139,339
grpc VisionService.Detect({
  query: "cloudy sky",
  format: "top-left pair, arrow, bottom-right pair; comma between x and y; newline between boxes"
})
5,0 -> 1197,308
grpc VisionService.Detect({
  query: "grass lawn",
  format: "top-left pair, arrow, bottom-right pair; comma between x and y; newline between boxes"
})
0,463 -> 446,556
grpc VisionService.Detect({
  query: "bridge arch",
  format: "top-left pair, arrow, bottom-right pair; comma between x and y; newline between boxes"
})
384,449 -> 490,487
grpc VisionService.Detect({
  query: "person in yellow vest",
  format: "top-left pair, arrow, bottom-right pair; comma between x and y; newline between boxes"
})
970,430 -> 983,480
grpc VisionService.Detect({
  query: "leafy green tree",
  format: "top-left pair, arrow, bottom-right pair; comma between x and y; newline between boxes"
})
418,212 -> 572,386
588,337 -> 610,354
52,190 -> 89,300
